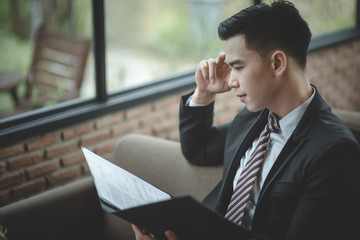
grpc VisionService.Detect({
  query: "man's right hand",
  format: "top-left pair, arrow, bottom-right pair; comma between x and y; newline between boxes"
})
132,225 -> 179,240
193,52 -> 231,105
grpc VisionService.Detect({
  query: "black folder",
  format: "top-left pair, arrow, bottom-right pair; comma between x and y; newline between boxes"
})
100,196 -> 267,240
82,146 -> 268,240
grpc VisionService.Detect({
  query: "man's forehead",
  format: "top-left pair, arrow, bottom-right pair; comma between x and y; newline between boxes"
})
224,48 -> 248,66
224,35 -> 247,57
224,34 -> 247,48
225,35 -> 262,64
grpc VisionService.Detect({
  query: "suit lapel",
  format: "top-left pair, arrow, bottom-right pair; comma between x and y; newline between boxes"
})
258,90 -> 326,202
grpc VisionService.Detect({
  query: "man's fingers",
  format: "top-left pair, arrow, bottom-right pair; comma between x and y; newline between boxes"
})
132,225 -> 152,240
207,58 -> 217,84
196,52 -> 229,88
197,60 -> 210,83
165,230 -> 180,240
198,58 -> 217,84
132,224 -> 142,239
216,51 -> 226,65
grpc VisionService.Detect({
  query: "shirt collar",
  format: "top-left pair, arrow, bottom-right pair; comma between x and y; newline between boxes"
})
271,87 -> 316,140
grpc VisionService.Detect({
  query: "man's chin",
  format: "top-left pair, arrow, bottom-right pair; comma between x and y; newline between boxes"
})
244,103 -> 264,113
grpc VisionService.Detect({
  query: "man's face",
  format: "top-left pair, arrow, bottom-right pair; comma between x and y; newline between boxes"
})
225,35 -> 280,112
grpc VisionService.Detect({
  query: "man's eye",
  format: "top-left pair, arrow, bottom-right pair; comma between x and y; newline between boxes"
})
235,66 -> 243,71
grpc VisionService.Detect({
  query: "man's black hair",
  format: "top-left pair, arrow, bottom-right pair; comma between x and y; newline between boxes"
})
218,1 -> 312,68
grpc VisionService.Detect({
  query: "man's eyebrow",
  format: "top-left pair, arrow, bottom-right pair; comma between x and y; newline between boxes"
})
225,59 -> 244,66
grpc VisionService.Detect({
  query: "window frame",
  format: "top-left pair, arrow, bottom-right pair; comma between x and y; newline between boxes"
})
1,0 -> 360,146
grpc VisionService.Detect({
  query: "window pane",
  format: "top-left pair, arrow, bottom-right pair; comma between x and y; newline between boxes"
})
262,0 -> 356,37
105,0 -> 252,93
0,0 -> 94,119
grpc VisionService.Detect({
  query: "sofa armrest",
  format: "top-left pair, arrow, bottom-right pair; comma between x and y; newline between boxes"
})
333,109 -> 360,143
112,134 -> 223,202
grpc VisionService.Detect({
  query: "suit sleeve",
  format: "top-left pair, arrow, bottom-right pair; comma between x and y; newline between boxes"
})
179,92 -> 229,166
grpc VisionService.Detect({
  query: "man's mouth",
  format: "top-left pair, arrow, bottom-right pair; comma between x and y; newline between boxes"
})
237,93 -> 247,101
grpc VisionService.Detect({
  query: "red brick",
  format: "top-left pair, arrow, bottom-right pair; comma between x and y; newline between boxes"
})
26,160 -> 59,179
217,98 -> 240,110
156,131 -> 174,142
8,152 -> 42,170
62,122 -> 93,140
126,104 -> 152,118
152,118 -> 178,135
12,178 -> 46,198
92,139 -> 119,155
111,120 -> 139,137
167,130 -> 180,141
82,162 -> 90,174
215,111 -> 237,125
80,129 -> 110,146
61,151 -> 84,166
166,105 -> 180,118
95,112 -> 124,129
134,127 -> 153,136
0,171 -> 25,189
27,134 -> 60,151
139,110 -> 167,127
153,96 -> 178,111
0,144 -> 24,158
47,166 -> 81,185
0,189 -> 10,206
45,140 -> 79,158
0,161 -> 6,174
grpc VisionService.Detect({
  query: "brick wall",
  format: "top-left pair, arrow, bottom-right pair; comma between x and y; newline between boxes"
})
0,38 -> 359,207
308,40 -> 360,111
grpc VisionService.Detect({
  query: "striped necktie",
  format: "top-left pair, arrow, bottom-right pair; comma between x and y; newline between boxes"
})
225,114 -> 280,225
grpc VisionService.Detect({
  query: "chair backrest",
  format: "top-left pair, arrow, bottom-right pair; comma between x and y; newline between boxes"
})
26,27 -> 91,107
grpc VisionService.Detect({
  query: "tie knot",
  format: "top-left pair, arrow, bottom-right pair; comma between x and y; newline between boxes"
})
266,114 -> 280,133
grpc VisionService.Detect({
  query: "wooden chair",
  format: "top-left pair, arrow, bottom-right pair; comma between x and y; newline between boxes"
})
24,26 -> 91,109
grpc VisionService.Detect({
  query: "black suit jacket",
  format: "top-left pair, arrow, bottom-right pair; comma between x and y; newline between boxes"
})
179,90 -> 360,240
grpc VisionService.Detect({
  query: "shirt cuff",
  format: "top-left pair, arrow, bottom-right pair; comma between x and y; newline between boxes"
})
186,95 -> 209,107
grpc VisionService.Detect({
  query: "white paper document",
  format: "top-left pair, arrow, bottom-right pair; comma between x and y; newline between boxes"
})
81,146 -> 171,210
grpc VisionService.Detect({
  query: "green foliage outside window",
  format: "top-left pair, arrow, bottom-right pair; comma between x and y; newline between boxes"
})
0,225 -> 7,240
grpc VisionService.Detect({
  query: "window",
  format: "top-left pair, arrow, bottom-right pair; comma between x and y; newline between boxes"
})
105,0 -> 252,93
262,0 -> 357,37
0,0 -> 94,118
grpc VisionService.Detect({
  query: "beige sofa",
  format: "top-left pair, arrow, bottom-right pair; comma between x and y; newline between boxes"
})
0,109 -> 359,240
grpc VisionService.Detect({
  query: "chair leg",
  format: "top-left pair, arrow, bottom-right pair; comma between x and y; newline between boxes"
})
9,86 -> 19,106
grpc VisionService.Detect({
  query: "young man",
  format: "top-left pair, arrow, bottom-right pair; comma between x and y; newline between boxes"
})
133,1 -> 360,239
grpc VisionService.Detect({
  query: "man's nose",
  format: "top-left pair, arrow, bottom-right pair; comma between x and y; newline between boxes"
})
228,77 -> 240,88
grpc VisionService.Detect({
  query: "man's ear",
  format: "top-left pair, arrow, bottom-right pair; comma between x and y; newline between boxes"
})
270,50 -> 287,76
